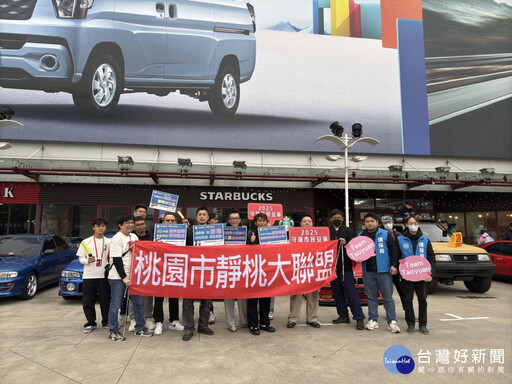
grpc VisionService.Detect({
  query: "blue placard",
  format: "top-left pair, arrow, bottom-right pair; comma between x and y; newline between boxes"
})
258,225 -> 288,244
153,224 -> 187,246
193,224 -> 225,246
224,226 -> 248,245
149,190 -> 179,213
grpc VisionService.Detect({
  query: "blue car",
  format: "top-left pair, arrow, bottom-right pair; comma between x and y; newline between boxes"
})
0,234 -> 76,300
59,258 -> 83,299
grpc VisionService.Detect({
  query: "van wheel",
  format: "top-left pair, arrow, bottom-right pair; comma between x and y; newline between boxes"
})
19,273 -> 38,300
464,277 -> 492,293
208,65 -> 240,116
73,54 -> 122,115
426,277 -> 438,294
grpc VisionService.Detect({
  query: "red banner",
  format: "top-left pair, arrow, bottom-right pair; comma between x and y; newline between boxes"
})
129,241 -> 338,299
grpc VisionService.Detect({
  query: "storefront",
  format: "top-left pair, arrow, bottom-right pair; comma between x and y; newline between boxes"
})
0,182 -> 39,235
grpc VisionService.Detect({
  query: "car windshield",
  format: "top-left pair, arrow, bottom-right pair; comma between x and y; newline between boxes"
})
419,223 -> 451,242
0,237 -> 42,257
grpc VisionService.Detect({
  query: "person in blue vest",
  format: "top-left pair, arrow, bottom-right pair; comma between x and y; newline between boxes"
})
398,216 -> 435,335
358,212 -> 400,333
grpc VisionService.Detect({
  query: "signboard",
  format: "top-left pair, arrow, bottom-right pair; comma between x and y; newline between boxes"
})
399,256 -> 432,282
153,224 -> 187,246
193,224 -> 225,246
247,203 -> 283,225
258,225 -> 288,245
149,190 -> 179,213
345,236 -> 376,262
224,226 -> 248,245
448,232 -> 463,248
279,216 -> 294,231
289,227 -> 329,244
130,240 -> 338,299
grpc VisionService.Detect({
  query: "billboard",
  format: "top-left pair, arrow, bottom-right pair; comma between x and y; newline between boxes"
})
0,0 -> 510,158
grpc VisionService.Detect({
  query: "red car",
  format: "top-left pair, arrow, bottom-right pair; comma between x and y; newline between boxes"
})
319,263 -> 380,306
479,240 -> 512,279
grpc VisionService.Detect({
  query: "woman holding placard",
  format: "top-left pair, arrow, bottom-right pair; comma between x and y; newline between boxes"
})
398,216 -> 435,335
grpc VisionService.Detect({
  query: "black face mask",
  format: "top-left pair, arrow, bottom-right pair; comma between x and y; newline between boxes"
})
332,219 -> 342,227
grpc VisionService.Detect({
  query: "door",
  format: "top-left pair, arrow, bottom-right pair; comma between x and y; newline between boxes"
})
165,0 -> 215,80
114,0 -> 167,79
99,206 -> 131,234
39,237 -> 58,285
497,242 -> 512,277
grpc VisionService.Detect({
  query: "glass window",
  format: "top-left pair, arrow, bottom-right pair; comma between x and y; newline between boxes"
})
416,200 -> 434,210
354,198 -> 374,209
375,199 -> 403,210
53,236 -> 70,253
0,204 -> 37,235
497,211 -> 512,240
71,205 -> 99,238
465,212 -> 497,246
43,237 -> 56,252
486,243 -> 501,254
436,212 -> 465,235
501,243 -> 512,256
41,205 -> 73,237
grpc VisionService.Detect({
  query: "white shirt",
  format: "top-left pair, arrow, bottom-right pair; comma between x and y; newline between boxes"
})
77,235 -> 111,279
108,232 -> 138,280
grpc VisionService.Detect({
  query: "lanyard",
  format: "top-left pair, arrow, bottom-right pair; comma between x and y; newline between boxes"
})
93,237 -> 105,263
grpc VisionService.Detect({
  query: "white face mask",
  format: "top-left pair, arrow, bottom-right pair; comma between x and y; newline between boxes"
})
383,223 -> 393,230
408,224 -> 419,233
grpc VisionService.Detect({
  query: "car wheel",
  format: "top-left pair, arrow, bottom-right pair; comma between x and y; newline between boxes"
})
73,54 -> 122,115
208,65 -> 240,116
464,276 -> 492,293
20,273 -> 38,300
426,277 -> 438,294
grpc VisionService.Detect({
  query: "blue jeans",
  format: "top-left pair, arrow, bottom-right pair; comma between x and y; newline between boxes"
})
363,271 -> 396,323
331,270 -> 365,320
108,279 -> 145,333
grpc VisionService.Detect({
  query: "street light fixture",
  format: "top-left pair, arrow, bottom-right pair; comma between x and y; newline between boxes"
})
316,123 -> 379,224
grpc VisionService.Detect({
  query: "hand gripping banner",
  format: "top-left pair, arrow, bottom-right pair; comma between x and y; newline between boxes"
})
129,241 -> 338,299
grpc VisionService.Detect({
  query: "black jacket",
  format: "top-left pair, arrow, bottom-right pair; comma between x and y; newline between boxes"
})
400,228 -> 435,264
505,230 -> 512,241
359,229 -> 399,272
329,224 -> 355,272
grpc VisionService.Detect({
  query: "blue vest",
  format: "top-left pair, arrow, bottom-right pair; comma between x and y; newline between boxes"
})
398,235 -> 429,259
360,228 -> 391,273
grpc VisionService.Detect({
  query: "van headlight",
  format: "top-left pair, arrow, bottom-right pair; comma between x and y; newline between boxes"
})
53,0 -> 94,19
478,254 -> 490,261
435,254 -> 452,261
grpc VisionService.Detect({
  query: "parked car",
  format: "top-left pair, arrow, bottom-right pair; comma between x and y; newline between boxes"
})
394,220 -> 496,294
59,258 -> 83,299
0,0 -> 256,116
0,234 -> 76,299
479,240 -> 512,279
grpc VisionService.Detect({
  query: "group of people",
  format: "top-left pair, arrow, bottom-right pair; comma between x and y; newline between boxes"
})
76,204 -> 434,343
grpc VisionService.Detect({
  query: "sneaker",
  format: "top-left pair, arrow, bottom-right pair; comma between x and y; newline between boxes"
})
365,320 -> 379,330
333,316 -> 350,324
83,325 -> 95,333
419,326 -> 429,335
286,321 -> 296,329
388,320 -> 401,333
259,325 -> 275,333
128,319 -> 136,332
109,332 -> 126,342
198,327 -> 214,335
135,328 -> 153,337
356,320 -> 365,330
306,321 -> 321,328
227,325 -> 237,332
154,322 -> 163,335
249,327 -> 260,336
145,318 -> 156,331
407,325 -> 415,334
208,313 -> 216,324
169,320 -> 184,331
182,331 -> 193,341
269,312 -> 274,320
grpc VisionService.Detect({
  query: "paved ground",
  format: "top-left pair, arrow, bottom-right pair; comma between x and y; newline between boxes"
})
0,280 -> 511,384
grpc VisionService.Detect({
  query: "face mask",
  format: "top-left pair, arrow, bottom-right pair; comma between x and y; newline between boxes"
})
383,223 -> 393,230
408,224 -> 419,233
332,219 -> 342,227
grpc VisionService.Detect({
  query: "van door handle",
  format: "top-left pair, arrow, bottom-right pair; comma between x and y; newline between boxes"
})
156,3 -> 165,17
169,4 -> 176,18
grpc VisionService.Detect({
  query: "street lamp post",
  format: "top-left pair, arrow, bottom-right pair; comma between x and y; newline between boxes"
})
315,123 -> 379,225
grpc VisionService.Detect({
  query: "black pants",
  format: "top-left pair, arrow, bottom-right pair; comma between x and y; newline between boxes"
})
82,278 -> 110,326
153,297 -> 180,323
392,274 -> 406,310
402,280 -> 427,327
247,297 -> 270,328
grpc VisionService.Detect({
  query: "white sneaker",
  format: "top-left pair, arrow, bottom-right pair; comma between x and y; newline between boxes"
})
154,322 -> 163,335
145,318 -> 156,331
169,320 -> 185,331
209,313 -> 216,324
365,320 -> 379,330
388,320 -> 401,333
128,319 -> 136,332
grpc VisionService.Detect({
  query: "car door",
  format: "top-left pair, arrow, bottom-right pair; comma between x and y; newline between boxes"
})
165,0 -> 215,81
53,236 -> 75,279
498,242 -> 512,277
114,0 -> 167,81
38,237 -> 58,285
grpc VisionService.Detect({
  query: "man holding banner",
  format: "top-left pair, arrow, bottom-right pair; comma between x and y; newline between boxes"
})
328,209 -> 365,330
